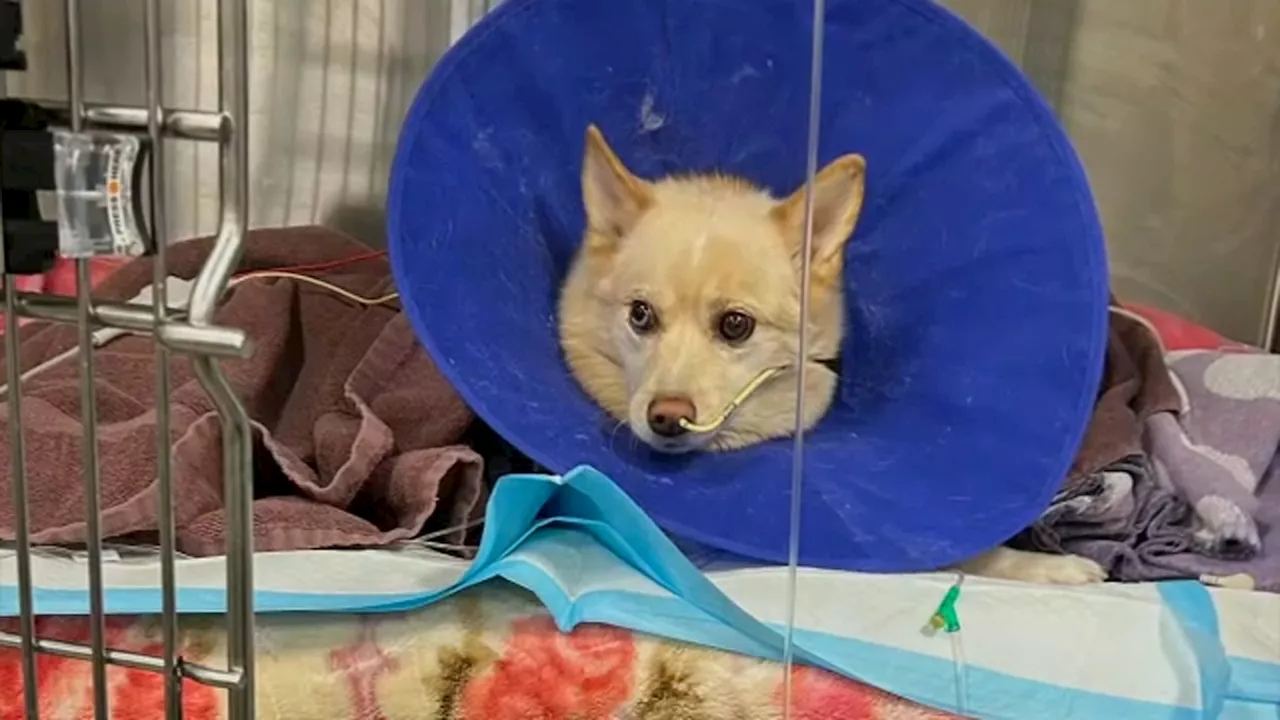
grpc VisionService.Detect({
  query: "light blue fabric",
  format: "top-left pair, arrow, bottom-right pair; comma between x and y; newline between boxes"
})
2,466 -> 1273,720
1159,581 -> 1231,718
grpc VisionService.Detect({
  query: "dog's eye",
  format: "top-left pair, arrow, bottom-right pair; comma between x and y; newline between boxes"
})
716,310 -> 755,344
628,300 -> 659,334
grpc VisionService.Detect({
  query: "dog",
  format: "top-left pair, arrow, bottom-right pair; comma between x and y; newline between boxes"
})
558,124 -> 1106,585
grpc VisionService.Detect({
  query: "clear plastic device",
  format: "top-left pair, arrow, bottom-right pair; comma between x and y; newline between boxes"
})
52,129 -> 150,258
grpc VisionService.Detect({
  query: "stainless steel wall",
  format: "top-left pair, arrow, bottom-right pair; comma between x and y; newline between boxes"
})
5,0 -> 1278,344
945,0 -> 1280,344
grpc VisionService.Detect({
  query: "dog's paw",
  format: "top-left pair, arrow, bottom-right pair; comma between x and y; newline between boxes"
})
1016,553 -> 1107,585
956,547 -> 1108,585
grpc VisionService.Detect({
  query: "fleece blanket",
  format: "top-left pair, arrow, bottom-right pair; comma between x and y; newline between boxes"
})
1015,306 -> 1280,592
1142,349 -> 1280,590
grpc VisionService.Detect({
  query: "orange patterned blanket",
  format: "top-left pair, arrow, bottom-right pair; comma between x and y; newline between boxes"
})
0,584 -> 959,719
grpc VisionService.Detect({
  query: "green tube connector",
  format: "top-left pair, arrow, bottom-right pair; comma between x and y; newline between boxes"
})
928,583 -> 962,633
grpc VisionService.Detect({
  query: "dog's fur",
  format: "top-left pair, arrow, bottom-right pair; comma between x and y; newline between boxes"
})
557,125 -> 1106,585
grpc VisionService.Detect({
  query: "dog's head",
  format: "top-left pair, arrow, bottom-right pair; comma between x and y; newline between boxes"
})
558,125 -> 866,453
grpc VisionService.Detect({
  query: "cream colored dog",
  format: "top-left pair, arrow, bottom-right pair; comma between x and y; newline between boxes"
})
557,125 -> 1106,585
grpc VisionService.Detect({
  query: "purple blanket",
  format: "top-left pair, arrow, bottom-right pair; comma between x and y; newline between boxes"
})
1017,312 -> 1278,592
1143,350 -> 1280,590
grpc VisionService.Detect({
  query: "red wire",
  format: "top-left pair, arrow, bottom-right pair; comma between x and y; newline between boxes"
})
233,249 -> 387,279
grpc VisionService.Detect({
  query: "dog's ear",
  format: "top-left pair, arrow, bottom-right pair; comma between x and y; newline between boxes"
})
771,154 -> 866,284
582,125 -> 653,252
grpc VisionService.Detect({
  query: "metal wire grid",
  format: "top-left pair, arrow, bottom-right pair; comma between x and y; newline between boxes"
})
0,0 -> 255,718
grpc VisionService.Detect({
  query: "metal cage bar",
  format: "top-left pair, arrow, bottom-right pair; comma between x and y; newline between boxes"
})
2,167 -> 39,720
0,0 -> 256,718
61,2 -> 112,715
144,0 -> 181,714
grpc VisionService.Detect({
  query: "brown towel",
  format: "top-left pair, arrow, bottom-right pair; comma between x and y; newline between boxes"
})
1060,306 -> 1183,492
0,226 -> 484,556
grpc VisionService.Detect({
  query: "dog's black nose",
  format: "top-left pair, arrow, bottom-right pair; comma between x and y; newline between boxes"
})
647,396 -> 695,437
